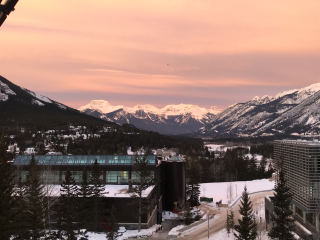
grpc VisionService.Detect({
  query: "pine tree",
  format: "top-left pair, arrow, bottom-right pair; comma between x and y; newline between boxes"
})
54,169 -> 79,240
226,209 -> 235,236
234,186 -> 257,240
0,134 -> 16,240
268,166 -> 295,240
12,176 -> 27,240
24,155 -> 47,240
89,159 -> 105,232
105,205 -> 120,240
229,209 -> 235,230
131,155 -> 155,232
78,167 -> 93,230
226,213 -> 231,235
183,201 -> 193,226
186,156 -> 200,207
186,183 -> 201,207
259,157 -> 267,178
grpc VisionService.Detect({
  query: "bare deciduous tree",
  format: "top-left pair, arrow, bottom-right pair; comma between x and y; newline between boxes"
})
226,182 -> 234,204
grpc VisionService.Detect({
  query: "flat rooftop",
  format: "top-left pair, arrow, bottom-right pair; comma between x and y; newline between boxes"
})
274,139 -> 320,146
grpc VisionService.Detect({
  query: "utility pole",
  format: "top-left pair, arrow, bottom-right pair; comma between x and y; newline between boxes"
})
207,210 -> 209,239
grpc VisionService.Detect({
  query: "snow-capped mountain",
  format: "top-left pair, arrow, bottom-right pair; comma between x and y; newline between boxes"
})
0,76 -> 114,128
0,77 -> 68,109
79,100 -> 223,135
199,82 -> 320,137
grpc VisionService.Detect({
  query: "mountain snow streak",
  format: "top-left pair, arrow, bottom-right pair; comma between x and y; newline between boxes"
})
199,83 -> 320,137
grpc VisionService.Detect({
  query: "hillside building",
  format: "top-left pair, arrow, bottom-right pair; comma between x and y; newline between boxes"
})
265,139 -> 320,240
13,154 -> 186,230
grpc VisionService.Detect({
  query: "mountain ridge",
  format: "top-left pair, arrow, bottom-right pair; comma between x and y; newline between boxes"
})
198,82 -> 320,137
0,76 -> 115,130
79,100 -> 224,135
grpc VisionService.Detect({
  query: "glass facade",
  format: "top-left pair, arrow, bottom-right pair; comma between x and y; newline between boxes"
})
14,155 -> 156,166
131,171 -> 154,182
62,171 -> 83,183
106,171 -> 128,184
41,171 -> 60,183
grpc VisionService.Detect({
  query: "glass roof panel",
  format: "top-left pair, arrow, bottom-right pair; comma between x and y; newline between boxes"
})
87,155 -> 95,164
74,155 -> 82,165
49,156 -> 57,164
100,156 -> 107,164
13,155 -> 156,165
43,156 -> 51,165
55,156 -> 64,165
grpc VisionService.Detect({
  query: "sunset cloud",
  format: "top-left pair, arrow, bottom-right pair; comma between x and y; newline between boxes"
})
1,0 -> 320,108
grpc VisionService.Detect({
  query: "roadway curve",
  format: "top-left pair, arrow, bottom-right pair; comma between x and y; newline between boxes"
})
180,191 -> 274,240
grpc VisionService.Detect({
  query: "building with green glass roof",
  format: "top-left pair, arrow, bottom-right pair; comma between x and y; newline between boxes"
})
14,155 -> 156,185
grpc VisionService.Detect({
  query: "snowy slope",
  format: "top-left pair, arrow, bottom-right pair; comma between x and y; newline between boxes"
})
0,78 -> 68,109
0,80 -> 16,101
79,100 -> 224,135
199,82 -> 320,137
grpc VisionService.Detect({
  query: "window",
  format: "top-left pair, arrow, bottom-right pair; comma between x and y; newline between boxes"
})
41,171 -> 60,183
62,171 -> 82,183
106,171 -> 128,183
132,171 -> 154,183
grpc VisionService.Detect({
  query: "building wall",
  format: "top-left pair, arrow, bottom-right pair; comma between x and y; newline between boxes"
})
274,140 -> 320,213
160,161 -> 186,211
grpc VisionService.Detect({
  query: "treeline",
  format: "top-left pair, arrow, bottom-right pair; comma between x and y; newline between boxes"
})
186,147 -> 274,184
5,125 -> 205,156
249,143 -> 273,158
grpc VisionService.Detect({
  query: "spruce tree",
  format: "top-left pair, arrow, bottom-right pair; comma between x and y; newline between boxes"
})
131,155 -> 155,232
226,209 -> 235,236
54,169 -> 79,240
0,134 -> 16,240
229,209 -> 235,230
78,167 -> 93,231
24,155 -> 47,240
234,186 -> 257,240
183,201 -> 193,226
226,213 -> 231,235
105,205 -> 120,240
186,156 -> 200,207
268,166 -> 295,240
12,176 -> 27,240
89,159 -> 105,232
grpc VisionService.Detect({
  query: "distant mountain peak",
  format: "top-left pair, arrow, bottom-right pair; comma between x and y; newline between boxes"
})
79,100 -> 224,135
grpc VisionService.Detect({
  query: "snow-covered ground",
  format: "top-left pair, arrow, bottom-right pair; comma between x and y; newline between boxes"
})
209,228 -> 270,240
46,185 -> 154,198
200,179 -> 274,207
205,144 -> 250,152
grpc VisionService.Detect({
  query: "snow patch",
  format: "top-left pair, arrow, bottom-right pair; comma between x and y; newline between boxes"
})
0,80 -> 16,101
23,88 -> 52,103
32,99 -> 45,106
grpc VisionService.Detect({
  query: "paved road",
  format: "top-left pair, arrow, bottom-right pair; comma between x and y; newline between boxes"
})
179,191 -> 274,240
145,219 -> 182,240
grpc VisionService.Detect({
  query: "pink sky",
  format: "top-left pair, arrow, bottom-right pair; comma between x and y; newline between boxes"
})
1,0 -> 320,109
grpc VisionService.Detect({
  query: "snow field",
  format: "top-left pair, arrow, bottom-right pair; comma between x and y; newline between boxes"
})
200,179 -> 274,208
77,224 -> 162,240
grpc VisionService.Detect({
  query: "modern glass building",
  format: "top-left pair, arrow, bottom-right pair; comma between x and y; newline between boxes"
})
273,139 -> 320,236
14,155 -> 156,185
